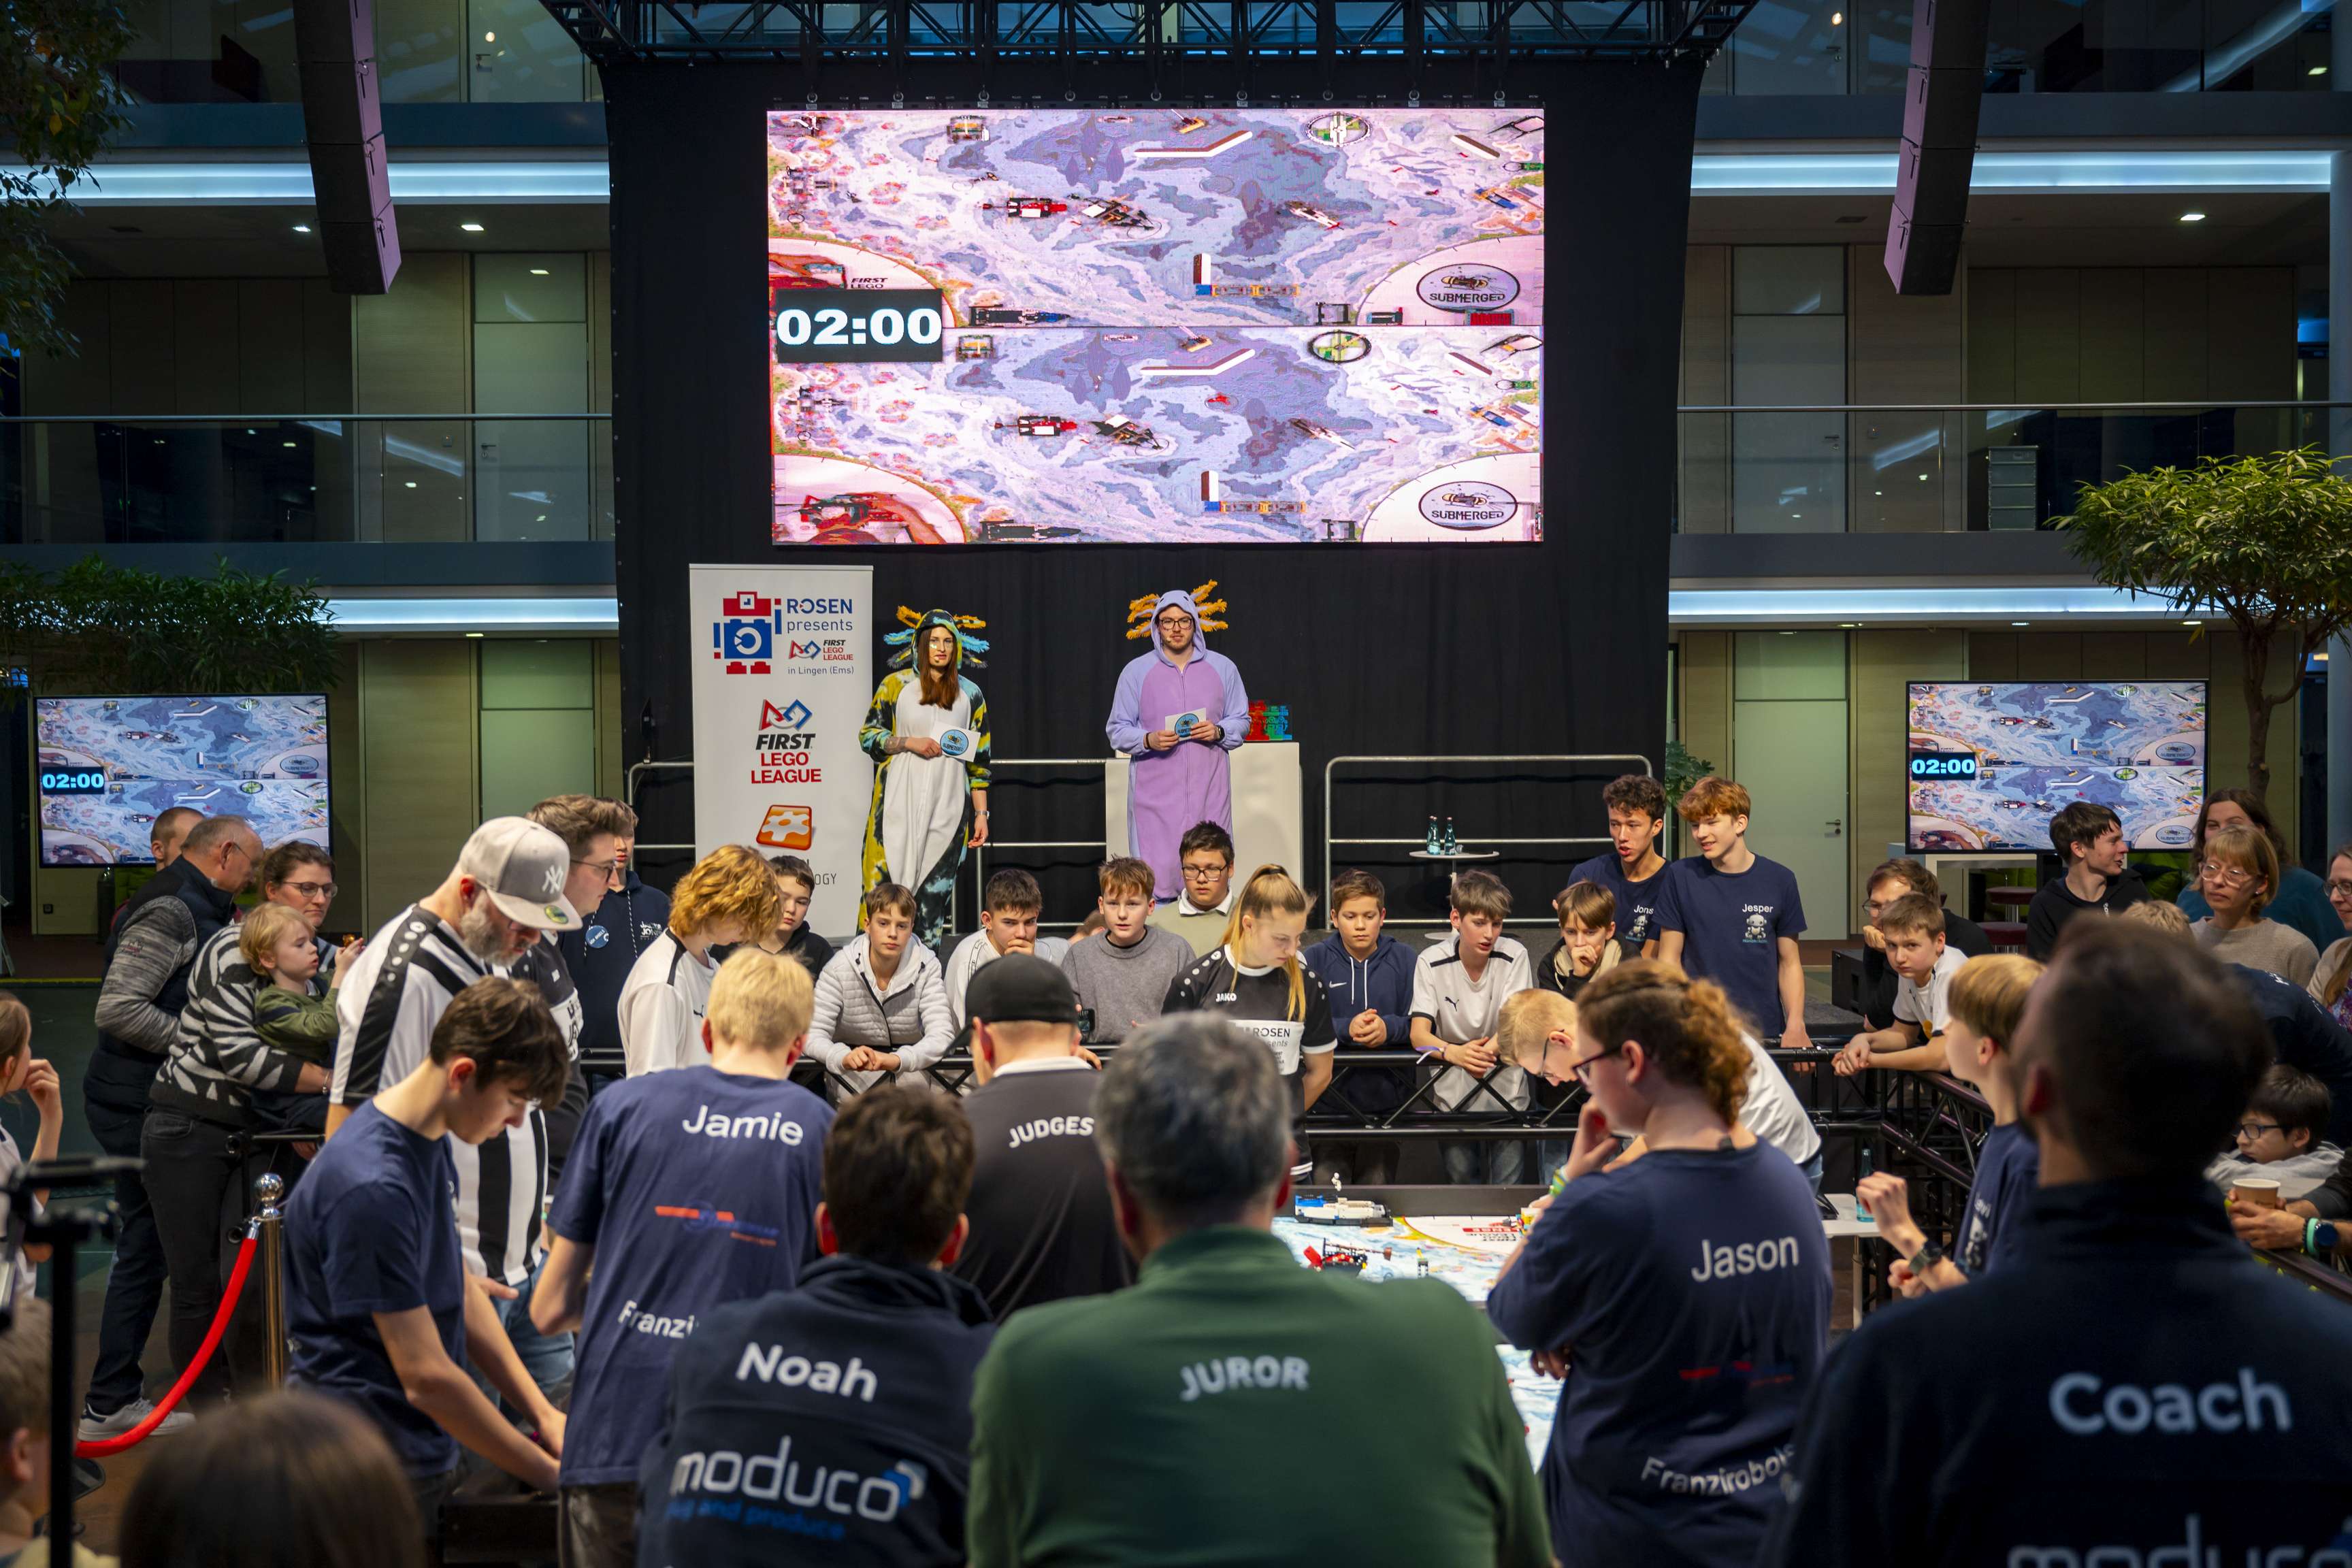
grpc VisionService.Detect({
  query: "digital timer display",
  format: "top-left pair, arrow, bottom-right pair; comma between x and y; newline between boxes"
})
1908,751 -> 1980,781
39,769 -> 108,795
771,289 -> 947,364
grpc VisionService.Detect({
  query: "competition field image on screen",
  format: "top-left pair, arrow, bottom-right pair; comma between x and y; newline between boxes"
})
36,695 -> 331,866
767,108 -> 1544,544
1905,681 -> 2208,853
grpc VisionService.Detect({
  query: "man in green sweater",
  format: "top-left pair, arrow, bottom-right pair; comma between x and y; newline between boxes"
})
968,1013 -> 1551,1568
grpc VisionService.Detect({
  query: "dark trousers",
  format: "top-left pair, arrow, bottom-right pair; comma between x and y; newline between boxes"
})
82,1096 -> 165,1417
140,1108 -> 248,1403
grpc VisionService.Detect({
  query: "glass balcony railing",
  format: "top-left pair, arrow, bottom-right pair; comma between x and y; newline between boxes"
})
1675,400 -> 2348,534
0,415 -> 612,544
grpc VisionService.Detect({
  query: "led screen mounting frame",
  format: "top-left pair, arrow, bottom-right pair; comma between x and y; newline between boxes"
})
767,108 -> 1544,544
36,694 -> 331,868
1904,681 -> 2208,854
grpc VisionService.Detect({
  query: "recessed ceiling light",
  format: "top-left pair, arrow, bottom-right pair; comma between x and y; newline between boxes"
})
461,221 -> 485,232
2312,64 -> 2328,75
1917,472 -> 1929,480
404,480 -> 418,488
1838,621 -> 1861,628
2180,210 -> 2206,223
292,223 -> 311,233
1831,10 -> 1843,20
282,440 -> 296,448
529,267 -> 549,275
2012,621 -> 2030,627
483,29 -> 495,39
2183,619 -> 2203,627
466,631 -> 485,638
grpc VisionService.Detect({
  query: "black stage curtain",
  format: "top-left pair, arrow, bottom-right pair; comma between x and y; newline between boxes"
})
606,65 -> 1702,924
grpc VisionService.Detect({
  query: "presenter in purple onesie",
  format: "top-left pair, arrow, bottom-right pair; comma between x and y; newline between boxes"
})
1105,583 -> 1250,901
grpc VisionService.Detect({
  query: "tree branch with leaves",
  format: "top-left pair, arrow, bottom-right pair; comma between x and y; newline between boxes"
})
1,0 -> 134,357
2053,446 -> 2352,806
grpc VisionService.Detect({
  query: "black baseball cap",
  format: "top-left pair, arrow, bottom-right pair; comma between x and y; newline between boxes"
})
966,953 -> 1083,1028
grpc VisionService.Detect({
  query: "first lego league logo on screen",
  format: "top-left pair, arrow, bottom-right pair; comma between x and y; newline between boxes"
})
689,564 -> 874,937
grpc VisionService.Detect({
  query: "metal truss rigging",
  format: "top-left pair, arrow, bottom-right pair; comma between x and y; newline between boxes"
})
542,1 -> 1757,91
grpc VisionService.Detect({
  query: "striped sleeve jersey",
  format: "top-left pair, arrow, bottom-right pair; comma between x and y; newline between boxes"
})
331,904 -> 550,1286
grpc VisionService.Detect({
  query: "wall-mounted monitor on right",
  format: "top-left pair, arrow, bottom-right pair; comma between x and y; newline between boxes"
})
1906,681 -> 2207,853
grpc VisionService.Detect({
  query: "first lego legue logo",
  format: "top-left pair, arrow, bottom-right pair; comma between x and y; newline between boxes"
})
714,591 -> 785,675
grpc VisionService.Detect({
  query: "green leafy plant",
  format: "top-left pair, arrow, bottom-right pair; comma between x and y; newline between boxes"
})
1,0 -> 135,357
0,556 -> 339,696
2053,446 -> 2352,808
1664,738 -> 1713,806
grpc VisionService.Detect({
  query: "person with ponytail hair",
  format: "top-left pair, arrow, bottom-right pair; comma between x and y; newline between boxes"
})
1162,865 -> 1336,1179
1487,959 -> 1829,1568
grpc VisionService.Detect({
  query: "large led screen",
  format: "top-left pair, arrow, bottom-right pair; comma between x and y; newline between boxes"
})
1906,681 -> 2207,853
37,695 -> 330,866
767,109 -> 1544,544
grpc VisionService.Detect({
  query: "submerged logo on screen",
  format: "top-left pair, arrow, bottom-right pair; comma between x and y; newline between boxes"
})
767,108 -> 1544,546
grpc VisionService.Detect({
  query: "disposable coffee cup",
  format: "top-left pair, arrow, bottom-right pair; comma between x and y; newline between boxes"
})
2232,1177 -> 2283,1209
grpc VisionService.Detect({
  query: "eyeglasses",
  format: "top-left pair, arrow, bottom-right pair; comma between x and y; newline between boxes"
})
2328,880 -> 2352,898
2236,1120 -> 2283,1139
1155,616 -> 1192,630
572,858 -> 620,878
2197,862 -> 2255,887
280,881 -> 338,901
1567,1042 -> 1624,1085
1181,864 -> 1227,880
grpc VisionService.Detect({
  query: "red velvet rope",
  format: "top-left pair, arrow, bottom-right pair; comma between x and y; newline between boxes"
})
76,1230 -> 259,1458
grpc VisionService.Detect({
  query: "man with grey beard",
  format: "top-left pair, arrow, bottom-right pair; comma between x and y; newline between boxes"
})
329,819 -> 583,1317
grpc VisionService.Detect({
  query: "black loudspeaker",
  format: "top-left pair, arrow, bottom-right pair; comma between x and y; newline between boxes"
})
293,0 -> 401,294
1884,0 -> 1987,295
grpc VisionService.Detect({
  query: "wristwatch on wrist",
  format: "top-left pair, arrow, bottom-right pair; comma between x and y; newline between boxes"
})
2307,1219 -> 2341,1257
1906,1239 -> 1946,1273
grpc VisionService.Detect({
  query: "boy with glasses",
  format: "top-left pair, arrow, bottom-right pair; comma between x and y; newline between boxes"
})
1147,821 -> 1239,958
2206,1064 -> 2340,1204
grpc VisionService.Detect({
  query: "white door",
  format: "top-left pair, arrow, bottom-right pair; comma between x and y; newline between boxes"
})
1732,632 -> 1849,938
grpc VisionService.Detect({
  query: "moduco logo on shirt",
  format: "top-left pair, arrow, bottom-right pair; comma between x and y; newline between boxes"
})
667,1438 -> 927,1526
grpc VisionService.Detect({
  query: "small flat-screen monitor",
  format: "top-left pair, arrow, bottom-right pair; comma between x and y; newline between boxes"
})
36,695 -> 329,867
1906,681 -> 2206,853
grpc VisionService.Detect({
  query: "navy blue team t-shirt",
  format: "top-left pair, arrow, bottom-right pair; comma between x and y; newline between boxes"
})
1568,853 -> 1668,951
1957,1120 -> 2040,1276
1487,1143 -> 1830,1566
550,1066 -> 833,1486
284,1101 -> 468,1478
1655,855 -> 1807,1038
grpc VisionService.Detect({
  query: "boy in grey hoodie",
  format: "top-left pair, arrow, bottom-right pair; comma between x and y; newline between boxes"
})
2207,1062 -> 2345,1203
1063,858 -> 1192,1045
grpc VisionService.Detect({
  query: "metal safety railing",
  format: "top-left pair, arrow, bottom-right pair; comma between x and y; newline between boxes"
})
1322,753 -> 1653,928
967,756 -> 1117,932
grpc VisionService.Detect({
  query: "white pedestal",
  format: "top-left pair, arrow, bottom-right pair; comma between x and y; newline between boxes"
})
1106,741 -> 1303,884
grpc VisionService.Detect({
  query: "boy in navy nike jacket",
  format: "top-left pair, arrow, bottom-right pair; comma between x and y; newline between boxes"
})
1300,870 -> 1416,1185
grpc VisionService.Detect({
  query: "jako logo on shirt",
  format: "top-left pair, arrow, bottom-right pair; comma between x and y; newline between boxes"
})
1008,1115 -> 1093,1149
670,1436 -> 925,1523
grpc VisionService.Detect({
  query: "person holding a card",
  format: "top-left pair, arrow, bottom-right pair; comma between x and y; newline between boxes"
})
1106,584 -> 1251,902
862,606 -> 994,952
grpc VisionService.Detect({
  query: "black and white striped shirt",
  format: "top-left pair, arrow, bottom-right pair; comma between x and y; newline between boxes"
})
331,904 -> 568,1286
150,925 -> 314,1126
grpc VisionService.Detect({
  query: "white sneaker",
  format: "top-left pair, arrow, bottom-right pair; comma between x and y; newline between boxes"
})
76,1399 -> 192,1441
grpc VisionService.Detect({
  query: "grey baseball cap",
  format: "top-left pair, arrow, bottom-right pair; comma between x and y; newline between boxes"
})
459,817 -> 581,932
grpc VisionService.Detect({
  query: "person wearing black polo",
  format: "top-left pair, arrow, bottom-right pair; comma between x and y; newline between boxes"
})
1761,921 -> 2352,1567
952,957 -> 1132,1319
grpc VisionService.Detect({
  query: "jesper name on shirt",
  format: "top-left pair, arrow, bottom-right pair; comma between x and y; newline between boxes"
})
682,1103 -> 808,1145
1689,1233 -> 1801,1281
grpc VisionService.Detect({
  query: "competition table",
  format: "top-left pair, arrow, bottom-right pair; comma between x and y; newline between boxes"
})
1277,1185 -> 1874,1467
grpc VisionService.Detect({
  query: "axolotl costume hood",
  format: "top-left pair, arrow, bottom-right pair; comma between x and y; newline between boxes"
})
1106,583 -> 1250,900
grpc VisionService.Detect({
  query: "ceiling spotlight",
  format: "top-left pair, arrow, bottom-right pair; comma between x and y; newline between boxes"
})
2179,210 -> 2206,223
466,632 -> 485,639
483,29 -> 495,41
291,223 -> 311,233
529,267 -> 549,275
282,440 -> 296,448
2011,621 -> 2030,627
2183,619 -> 2203,627
461,221 -> 485,232
404,480 -> 418,489
1831,10 -> 1844,21
2312,63 -> 2328,74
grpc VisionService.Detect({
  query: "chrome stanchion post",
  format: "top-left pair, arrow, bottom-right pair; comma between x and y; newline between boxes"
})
254,1173 -> 288,1388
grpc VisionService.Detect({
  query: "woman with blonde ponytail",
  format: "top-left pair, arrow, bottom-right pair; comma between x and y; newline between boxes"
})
1162,865 -> 1336,1180
1488,958 -> 1829,1567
